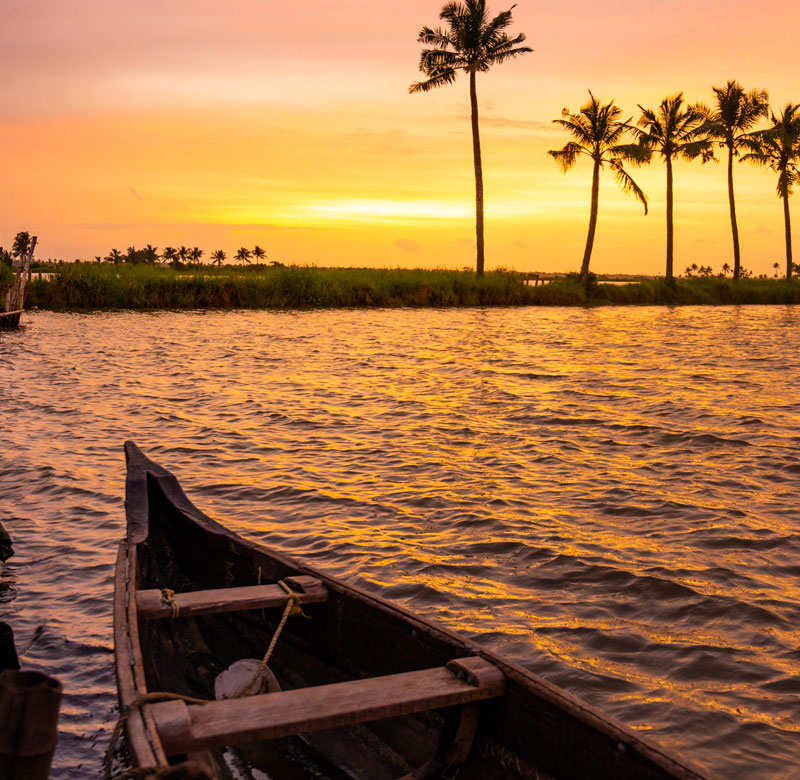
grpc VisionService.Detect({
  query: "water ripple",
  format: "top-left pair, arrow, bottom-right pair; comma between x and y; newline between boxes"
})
1,306 -> 799,778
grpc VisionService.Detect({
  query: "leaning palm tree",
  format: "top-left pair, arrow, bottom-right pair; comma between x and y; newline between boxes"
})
696,81 -> 769,280
742,104 -> 800,279
211,250 -> 226,267
637,94 -> 714,280
410,0 -> 531,275
548,92 -> 650,285
235,247 -> 252,266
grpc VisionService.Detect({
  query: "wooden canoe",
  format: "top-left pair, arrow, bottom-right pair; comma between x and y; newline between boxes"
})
115,441 -> 711,780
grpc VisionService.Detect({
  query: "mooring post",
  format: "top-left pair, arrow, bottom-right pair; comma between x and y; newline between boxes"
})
0,669 -> 62,780
0,623 -> 20,672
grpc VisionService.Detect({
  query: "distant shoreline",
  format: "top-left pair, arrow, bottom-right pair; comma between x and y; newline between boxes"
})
23,263 -> 800,311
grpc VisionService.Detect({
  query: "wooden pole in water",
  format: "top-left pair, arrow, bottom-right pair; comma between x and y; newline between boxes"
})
0,623 -> 20,672
0,669 -> 62,780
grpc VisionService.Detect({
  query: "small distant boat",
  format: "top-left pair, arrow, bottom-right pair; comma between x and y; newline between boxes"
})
114,441 -> 709,780
0,310 -> 22,330
0,235 -> 37,330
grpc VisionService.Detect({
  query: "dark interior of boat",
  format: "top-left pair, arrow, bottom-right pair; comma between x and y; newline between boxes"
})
136,473 -> 543,780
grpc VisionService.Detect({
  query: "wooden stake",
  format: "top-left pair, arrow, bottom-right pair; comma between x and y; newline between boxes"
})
0,623 -> 19,672
0,669 -> 62,780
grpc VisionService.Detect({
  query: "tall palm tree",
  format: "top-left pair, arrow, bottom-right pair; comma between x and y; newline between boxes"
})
742,104 -> 800,279
548,92 -> 649,284
190,247 -> 204,265
177,246 -> 189,265
252,245 -> 266,263
696,81 -> 769,281
211,250 -> 226,267
143,244 -> 159,264
637,94 -> 714,280
235,247 -> 252,266
161,246 -> 177,265
410,0 -> 531,275
105,248 -> 123,263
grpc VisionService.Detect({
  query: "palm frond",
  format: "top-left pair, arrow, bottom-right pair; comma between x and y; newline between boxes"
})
548,142 -> 585,172
610,160 -> 648,214
409,68 -> 458,93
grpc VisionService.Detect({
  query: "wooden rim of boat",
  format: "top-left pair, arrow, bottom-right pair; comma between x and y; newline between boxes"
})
115,441 -> 710,780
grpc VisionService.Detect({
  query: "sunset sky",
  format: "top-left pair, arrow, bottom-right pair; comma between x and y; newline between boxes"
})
2,0 -> 799,275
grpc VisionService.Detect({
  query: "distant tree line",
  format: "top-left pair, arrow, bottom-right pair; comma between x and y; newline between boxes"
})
412,0 -> 800,284
92,244 -> 274,269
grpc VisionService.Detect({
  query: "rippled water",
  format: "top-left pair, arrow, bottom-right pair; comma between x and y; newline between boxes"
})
2,306 -> 800,779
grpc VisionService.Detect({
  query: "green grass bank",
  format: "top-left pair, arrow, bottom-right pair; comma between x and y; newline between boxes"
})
23,263 -> 800,311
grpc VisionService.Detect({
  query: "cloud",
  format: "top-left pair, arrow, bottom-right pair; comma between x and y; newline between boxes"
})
394,238 -> 420,253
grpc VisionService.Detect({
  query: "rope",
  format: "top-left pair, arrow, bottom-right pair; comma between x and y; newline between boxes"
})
237,579 -> 307,697
160,589 -> 179,619
103,691 -> 209,780
106,579 -> 311,774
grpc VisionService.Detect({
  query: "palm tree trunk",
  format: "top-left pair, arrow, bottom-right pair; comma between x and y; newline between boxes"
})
469,70 -> 485,276
727,144 -> 742,281
580,158 -> 601,285
783,192 -> 793,279
666,155 -> 674,280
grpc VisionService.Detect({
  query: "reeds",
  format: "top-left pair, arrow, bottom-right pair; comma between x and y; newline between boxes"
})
24,263 -> 800,311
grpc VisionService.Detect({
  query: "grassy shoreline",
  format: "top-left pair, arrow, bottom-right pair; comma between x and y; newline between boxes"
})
23,263 -> 800,311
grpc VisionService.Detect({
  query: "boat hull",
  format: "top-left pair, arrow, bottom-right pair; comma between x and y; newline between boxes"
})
115,441 -> 710,780
0,310 -> 22,329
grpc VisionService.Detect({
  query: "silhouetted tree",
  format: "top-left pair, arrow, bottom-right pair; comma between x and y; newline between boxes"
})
235,247 -> 252,266
211,250 -> 226,267
252,245 -> 266,263
190,247 -> 204,265
742,104 -> 800,279
697,81 -> 769,280
143,244 -> 159,264
162,247 -> 177,265
638,94 -> 713,280
410,0 -> 531,275
105,248 -> 123,263
549,92 -> 649,285
11,232 -> 31,259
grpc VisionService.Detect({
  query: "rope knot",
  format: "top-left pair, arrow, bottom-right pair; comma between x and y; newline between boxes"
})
278,580 -> 309,619
161,588 -> 179,619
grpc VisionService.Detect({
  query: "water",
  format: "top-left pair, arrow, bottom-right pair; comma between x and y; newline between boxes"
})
1,306 -> 799,779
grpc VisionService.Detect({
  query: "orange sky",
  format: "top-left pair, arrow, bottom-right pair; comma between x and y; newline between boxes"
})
2,0 -> 799,275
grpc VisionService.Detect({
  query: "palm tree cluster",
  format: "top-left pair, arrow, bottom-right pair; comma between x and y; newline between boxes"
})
99,244 -> 268,268
548,83 -> 800,283
410,3 -> 799,283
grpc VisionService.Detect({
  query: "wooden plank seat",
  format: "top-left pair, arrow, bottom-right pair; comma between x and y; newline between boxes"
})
150,656 -> 505,757
136,575 -> 327,620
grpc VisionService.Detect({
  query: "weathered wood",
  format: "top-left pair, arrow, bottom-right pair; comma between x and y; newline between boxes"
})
113,542 -> 165,770
136,575 -> 327,620
0,623 -> 19,673
118,441 -> 712,780
151,658 -> 503,756
156,760 -> 217,780
4,237 -> 37,314
0,310 -> 22,329
0,669 -> 62,780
